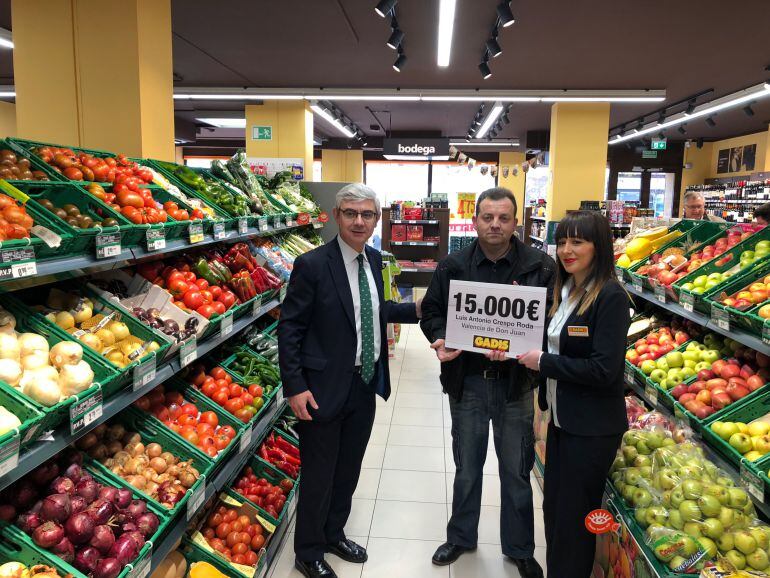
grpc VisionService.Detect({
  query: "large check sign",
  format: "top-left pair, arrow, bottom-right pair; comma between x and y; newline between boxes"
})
445,280 -> 546,358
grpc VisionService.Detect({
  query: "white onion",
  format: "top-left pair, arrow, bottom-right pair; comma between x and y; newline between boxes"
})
0,407 -> 20,436
0,333 -> 19,360
0,359 -> 22,387
24,378 -> 61,406
20,352 -> 49,371
58,360 -> 94,396
17,332 -> 49,357
49,341 -> 83,368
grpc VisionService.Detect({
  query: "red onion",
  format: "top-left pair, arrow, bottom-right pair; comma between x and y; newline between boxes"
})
0,504 -> 15,521
52,536 -> 75,563
13,481 -> 39,508
123,530 -> 145,550
115,488 -> 132,509
49,476 -> 75,496
30,463 -> 60,487
109,533 -> 140,565
17,511 -> 42,534
126,500 -> 146,518
32,521 -> 64,548
74,545 -> 102,574
120,522 -> 137,534
70,495 -> 87,515
135,512 -> 159,538
98,486 -> 119,504
64,463 -> 84,484
86,499 -> 114,525
41,493 -> 71,523
90,524 -> 116,556
93,557 -> 121,578
63,448 -> 83,466
65,511 -> 95,544
76,478 -> 99,503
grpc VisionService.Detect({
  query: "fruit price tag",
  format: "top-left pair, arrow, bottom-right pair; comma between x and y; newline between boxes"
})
213,222 -> 226,240
145,228 -> 165,251
132,356 -> 156,391
763,320 -> 770,345
70,389 -> 103,435
128,547 -> 151,578
279,285 -> 287,303
238,217 -> 249,235
30,225 -> 62,248
180,337 -> 197,367
286,216 -> 296,228
0,434 -> 20,478
252,294 -> 263,317
258,218 -> 269,232
710,304 -> 730,331
187,476 -> 206,521
680,292 -> 695,313
219,311 -> 234,339
644,383 -> 658,408
653,284 -> 667,304
96,233 -> 121,259
631,277 -> 644,293
188,222 -> 204,244
0,246 -> 36,280
624,364 -> 635,385
615,267 -> 624,281
240,424 -> 253,454
740,461 -> 764,502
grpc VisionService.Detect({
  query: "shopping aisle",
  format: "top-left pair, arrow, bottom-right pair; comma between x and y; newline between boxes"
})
269,323 -> 547,578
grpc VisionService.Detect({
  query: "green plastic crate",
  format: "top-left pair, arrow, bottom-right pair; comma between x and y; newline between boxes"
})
229,457 -> 298,529
0,380 -> 44,449
86,407 -> 210,533
7,137 -> 122,183
706,259 -> 770,336
0,527 -> 75,574
182,527 -> 270,578
221,349 -> 281,402
147,184 -> 220,236
0,137 -> 64,183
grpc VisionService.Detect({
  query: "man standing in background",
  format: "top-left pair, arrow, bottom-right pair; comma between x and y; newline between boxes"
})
682,190 -> 726,222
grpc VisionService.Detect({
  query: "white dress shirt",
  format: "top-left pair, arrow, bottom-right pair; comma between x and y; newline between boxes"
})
338,237 -> 381,365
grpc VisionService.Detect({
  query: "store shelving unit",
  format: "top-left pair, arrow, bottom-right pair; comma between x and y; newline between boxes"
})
381,207 -> 449,286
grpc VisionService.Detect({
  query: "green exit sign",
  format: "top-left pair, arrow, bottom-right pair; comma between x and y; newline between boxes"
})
252,126 -> 272,141
651,138 -> 667,150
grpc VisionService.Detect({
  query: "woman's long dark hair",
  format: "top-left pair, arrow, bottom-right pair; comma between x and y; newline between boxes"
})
550,211 -> 622,316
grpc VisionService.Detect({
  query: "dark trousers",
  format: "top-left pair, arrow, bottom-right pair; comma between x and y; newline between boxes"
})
294,374 -> 376,561
543,421 -> 622,578
447,375 -> 535,558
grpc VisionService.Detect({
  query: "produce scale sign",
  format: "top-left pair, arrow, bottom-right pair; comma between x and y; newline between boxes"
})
445,280 -> 546,357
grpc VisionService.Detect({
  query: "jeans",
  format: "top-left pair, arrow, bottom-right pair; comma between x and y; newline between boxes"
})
447,375 -> 536,558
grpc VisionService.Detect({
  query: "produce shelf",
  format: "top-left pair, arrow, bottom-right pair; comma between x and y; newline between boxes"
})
0,297 -> 280,492
390,241 -> 439,246
623,281 -> 770,355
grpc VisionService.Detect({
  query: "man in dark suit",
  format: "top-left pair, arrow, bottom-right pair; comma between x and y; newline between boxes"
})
278,183 -> 420,578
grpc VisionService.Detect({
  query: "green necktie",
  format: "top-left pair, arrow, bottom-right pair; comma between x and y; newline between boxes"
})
357,254 -> 375,383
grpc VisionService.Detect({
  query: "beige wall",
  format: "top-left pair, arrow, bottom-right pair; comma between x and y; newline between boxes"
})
498,151 -> 526,222
321,149 -> 363,183
0,102 -> 16,137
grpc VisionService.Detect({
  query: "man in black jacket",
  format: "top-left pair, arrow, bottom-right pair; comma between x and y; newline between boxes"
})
420,187 -> 555,578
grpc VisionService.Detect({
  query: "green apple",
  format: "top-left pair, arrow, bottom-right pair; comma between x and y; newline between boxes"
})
712,422 -> 741,441
693,275 -> 708,288
702,518 -> 725,539
705,280 -> 720,290
622,484 -> 636,503
734,530 -> 758,555
640,466 -> 653,479
741,250 -> 756,262
698,495 -> 722,517
666,351 -> 684,368
700,349 -> 720,363
682,350 -> 700,362
680,367 -> 696,379
716,475 -> 735,488
729,433 -> 753,454
650,369 -> 667,384
718,532 -> 735,552
680,535 -> 701,556
662,438 -> 676,447
679,499 -> 702,521
746,549 -> 770,571
755,240 -> 770,251
646,505 -> 669,526
636,441 -> 652,456
683,521 -> 702,538
681,282 -> 694,291
632,488 -> 653,508
750,527 -> 770,550
698,536 -> 718,559
718,506 -> 735,528
682,479 -> 703,500
687,342 -> 705,352
725,550 -> 747,570
733,511 -> 749,530
683,359 -> 697,369
692,286 -> 706,294
624,430 -> 643,445
708,272 -> 724,282
728,487 -> 750,509
622,445 -> 639,463
624,466 -> 641,485
670,488 -> 685,508
669,509 -> 684,530
656,358 -> 670,372
667,371 -> 685,386
635,507 -> 649,528
703,484 -> 730,506
659,378 -> 670,390
633,455 -> 651,468
646,432 -> 665,449
694,361 -> 712,372
668,556 -> 688,571
655,468 -> 679,491
640,360 -> 657,375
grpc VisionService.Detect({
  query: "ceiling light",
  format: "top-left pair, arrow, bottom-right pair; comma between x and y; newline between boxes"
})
0,92 -> 14,98
375,0 -> 397,17
540,97 -> 665,102
678,125 -> 687,134
174,93 -> 302,100
744,104 -> 755,116
393,51 -> 406,72
437,0 -> 457,67
478,60 -> 492,80
502,112 -> 510,124
475,102 -> 504,138
196,117 -> 246,128
0,28 -> 12,50
486,37 -> 502,58
449,141 -> 519,147
309,102 -> 357,138
496,1 -> 515,27
685,100 -> 696,115
308,94 -> 419,101
706,115 -> 716,127
386,28 -> 404,50
609,82 -> 770,144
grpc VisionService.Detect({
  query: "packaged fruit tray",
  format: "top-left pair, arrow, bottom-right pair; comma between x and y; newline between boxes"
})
83,408 -> 209,533
13,181 -> 137,253
627,221 -> 730,292
706,260 -> 770,336
674,225 -> 770,314
230,457 -> 297,528
0,380 -> 45,451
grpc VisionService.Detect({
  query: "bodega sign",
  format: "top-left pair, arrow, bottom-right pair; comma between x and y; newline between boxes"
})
383,138 -> 449,160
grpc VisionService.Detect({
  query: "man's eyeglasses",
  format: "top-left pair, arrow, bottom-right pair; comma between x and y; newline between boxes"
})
339,209 -> 378,222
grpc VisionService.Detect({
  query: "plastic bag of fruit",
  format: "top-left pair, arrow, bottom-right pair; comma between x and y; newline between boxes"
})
610,426 -> 676,506
645,526 -> 711,574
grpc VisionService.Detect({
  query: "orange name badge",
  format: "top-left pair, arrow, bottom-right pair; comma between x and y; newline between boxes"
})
567,326 -> 589,337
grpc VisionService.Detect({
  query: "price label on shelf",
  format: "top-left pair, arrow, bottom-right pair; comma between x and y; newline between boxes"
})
252,294 -> 263,317
258,218 -> 269,232
128,547 -> 151,578
189,222 -> 204,244
0,246 -> 38,280
286,216 -> 296,228
644,384 -> 658,408
710,303 -> 730,331
615,267 -> 624,282
187,477 -> 206,521
238,217 -> 249,235
631,278 -> 643,293
145,228 -> 166,252
30,225 -> 62,248
240,424 -> 253,454
0,434 -> 20,477
680,292 -> 695,313
740,462 -> 765,502
213,222 -> 226,240
624,364 -> 635,385
180,337 -> 197,367
763,320 -> 770,345
653,284 -> 667,304
70,389 -> 103,435
95,233 -> 121,259
132,356 -> 156,391
219,311 -> 234,339
279,285 -> 287,303
297,213 -> 310,225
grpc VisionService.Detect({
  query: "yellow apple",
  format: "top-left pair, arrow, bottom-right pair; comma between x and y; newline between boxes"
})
748,422 -> 770,437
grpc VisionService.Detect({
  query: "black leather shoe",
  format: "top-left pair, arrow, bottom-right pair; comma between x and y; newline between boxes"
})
294,558 -> 338,578
432,542 -> 475,566
327,538 -> 368,563
507,557 -> 544,578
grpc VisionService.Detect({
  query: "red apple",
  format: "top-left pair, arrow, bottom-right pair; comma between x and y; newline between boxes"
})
671,384 -> 689,399
696,390 -> 712,405
712,392 -> 732,410
707,378 -> 728,390
679,393 -> 697,405
688,382 -> 706,394
756,352 -> 770,368
674,331 -> 689,345
695,405 -> 715,420
740,364 -> 756,379
720,364 -> 741,379
636,344 -> 649,355
697,369 -> 715,381
747,375 -> 766,392
726,384 -> 750,401
712,359 -> 727,375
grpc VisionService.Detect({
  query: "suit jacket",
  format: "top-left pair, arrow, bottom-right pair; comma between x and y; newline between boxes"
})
537,280 -> 631,437
278,238 -> 418,421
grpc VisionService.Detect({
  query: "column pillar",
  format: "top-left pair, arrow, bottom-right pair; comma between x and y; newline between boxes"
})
321,149 -> 363,182
498,151 -> 526,222
245,101 -> 314,181
546,103 -> 610,220
12,0 -> 175,160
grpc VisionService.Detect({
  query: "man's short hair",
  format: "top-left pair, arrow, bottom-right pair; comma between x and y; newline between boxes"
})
336,183 -> 381,213
475,187 -> 518,217
683,190 -> 705,204
755,203 -> 770,222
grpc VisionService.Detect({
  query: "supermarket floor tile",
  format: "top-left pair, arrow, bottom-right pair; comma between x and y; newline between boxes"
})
362,444 -> 386,469
369,500 -> 448,541
353,468 -> 382,500
376,469 -> 447,503
394,391 -> 443,410
390,405 -> 444,427
382,444 -> 446,472
345,499 -> 376,537
388,424 -> 445,447
361,538 -> 448,578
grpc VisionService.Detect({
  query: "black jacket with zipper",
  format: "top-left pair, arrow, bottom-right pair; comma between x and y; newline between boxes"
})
537,280 -> 631,437
420,236 -> 556,401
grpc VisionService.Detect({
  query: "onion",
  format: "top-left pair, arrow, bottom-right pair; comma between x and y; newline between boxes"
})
126,500 -> 146,518
0,359 -> 22,386
49,476 -> 75,496
76,432 -> 98,451
109,533 -> 140,565
135,512 -> 159,537
0,333 -> 20,360
88,444 -> 108,461
123,530 -> 145,550
18,333 -> 49,357
32,521 -> 64,548
16,511 -> 42,534
86,498 -> 114,525
74,546 -> 102,574
63,448 -> 84,466
116,488 -> 132,509
122,432 -> 141,446
64,463 -> 83,484
65,511 -> 94,544
120,522 -> 137,534
70,495 -> 87,515
0,308 -> 15,334
106,424 -> 126,441
49,341 -> 83,368
159,452 -> 176,465
98,486 -> 119,505
149,457 -> 167,474
0,504 -> 15,521
106,440 -> 122,456
30,462 -> 59,487
58,360 -> 94,396
51,536 -> 74,563
23,378 -> 61,407
30,500 -> 42,514
41,493 -> 71,523
93,557 -> 121,578
12,481 -> 38,507
20,352 -> 49,372
145,443 -> 162,458
90,524 -> 115,555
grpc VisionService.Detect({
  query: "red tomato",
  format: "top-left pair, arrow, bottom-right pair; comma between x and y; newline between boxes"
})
196,279 -> 210,290
167,279 -> 190,297
220,425 -> 237,439
234,408 -> 252,423
212,301 -> 226,315
200,411 -> 219,427
165,391 -> 184,405
196,304 -> 216,319
113,183 -> 129,195
229,384 -> 244,397
210,286 -> 223,300
116,190 -> 144,208
178,414 -> 197,427
181,430 -> 200,445
241,393 -> 254,406
212,390 -> 229,406
200,289 -> 214,303
214,434 -> 230,450
211,367 -> 227,380
219,291 -> 237,309
248,384 -> 263,398
183,271 -> 196,283
181,403 -> 199,417
133,397 -> 150,411
201,382 -> 217,398
224,398 -> 244,414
